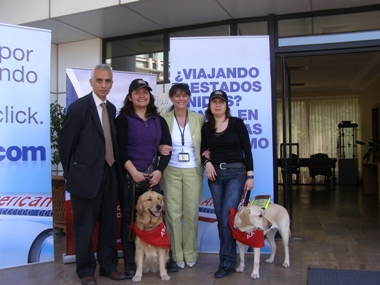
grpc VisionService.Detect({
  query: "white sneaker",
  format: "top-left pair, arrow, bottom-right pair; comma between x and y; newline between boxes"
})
186,261 -> 197,268
176,261 -> 185,269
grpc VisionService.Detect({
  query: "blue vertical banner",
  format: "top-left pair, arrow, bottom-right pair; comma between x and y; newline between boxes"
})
0,23 -> 52,268
170,36 -> 274,252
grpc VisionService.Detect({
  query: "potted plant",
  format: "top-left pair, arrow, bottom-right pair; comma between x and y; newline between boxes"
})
50,101 -> 66,167
356,139 -> 380,196
356,139 -> 380,163
50,101 -> 66,234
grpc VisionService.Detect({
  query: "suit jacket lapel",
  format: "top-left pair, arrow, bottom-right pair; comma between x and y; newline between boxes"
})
167,109 -> 198,138
166,111 -> 175,133
188,110 -> 197,136
168,109 -> 197,135
107,102 -> 116,138
88,94 -> 103,136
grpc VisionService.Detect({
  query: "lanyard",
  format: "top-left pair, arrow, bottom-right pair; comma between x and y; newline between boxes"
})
174,110 -> 188,149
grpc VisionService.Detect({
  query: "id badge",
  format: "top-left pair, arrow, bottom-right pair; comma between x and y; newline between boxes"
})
178,152 -> 190,162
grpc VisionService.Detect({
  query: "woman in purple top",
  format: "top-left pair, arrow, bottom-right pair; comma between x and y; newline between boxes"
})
115,78 -> 172,279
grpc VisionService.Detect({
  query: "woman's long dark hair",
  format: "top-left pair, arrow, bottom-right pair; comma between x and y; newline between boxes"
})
205,101 -> 231,133
119,89 -> 159,117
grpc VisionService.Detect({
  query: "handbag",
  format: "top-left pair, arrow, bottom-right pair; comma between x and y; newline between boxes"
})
133,162 -> 156,195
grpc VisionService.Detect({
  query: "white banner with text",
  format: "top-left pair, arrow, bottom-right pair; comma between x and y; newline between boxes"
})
0,23 -> 52,268
170,36 -> 274,252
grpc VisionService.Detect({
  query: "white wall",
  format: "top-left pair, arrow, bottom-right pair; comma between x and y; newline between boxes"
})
155,83 -> 172,114
51,0 -> 118,17
57,38 -> 102,105
0,1 -> 169,174
0,0 -> 49,24
50,44 -> 58,103
0,0 -> 121,23
50,38 -> 102,174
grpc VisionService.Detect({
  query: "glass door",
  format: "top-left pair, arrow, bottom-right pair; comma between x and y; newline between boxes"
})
279,55 -> 294,219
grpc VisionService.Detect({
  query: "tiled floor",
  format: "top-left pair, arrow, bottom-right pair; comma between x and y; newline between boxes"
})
0,184 -> 379,285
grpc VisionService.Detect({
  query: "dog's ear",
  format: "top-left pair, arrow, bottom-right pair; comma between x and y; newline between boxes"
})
240,207 -> 251,226
136,196 -> 143,213
161,196 -> 165,212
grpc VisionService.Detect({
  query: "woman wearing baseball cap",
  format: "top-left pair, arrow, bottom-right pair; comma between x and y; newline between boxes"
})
200,90 -> 254,278
115,78 -> 173,278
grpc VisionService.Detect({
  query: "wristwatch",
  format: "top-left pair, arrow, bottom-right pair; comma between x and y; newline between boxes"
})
246,175 -> 254,179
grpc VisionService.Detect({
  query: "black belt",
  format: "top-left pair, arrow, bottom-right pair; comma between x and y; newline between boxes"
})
216,162 -> 245,170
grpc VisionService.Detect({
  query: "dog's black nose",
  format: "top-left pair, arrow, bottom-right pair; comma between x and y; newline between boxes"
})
156,204 -> 162,210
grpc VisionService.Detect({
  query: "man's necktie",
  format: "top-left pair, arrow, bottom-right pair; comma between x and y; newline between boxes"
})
100,102 -> 114,166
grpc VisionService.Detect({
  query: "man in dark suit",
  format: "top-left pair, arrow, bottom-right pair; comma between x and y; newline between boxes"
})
59,64 -> 126,285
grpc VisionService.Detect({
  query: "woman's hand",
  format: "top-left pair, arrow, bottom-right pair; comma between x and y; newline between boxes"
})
205,163 -> 216,181
244,177 -> 254,191
132,171 -> 149,183
149,170 -> 162,187
241,177 -> 254,202
202,149 -> 211,160
158,144 -> 173,155
125,161 -> 148,183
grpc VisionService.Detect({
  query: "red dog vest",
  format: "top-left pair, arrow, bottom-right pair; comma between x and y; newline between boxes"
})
229,207 -> 265,248
133,221 -> 171,249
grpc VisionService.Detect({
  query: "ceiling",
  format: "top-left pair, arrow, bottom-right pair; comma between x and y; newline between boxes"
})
19,0 -> 380,44
18,0 -> 380,94
276,51 -> 380,94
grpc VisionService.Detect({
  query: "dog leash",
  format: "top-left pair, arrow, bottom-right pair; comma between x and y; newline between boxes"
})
128,183 -> 154,242
128,182 -> 137,242
243,190 -> 251,206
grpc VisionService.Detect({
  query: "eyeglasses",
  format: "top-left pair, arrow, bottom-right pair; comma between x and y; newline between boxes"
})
171,83 -> 189,86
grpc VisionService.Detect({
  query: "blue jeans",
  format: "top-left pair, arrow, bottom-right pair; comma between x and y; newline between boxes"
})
208,166 -> 246,268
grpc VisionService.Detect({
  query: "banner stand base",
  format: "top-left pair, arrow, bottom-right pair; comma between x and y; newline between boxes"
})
62,250 -> 124,264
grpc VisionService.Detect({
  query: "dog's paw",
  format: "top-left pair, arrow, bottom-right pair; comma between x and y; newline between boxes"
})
132,275 -> 142,282
265,257 -> 274,264
282,261 -> 290,268
250,272 -> 260,279
160,274 -> 170,281
236,265 -> 245,272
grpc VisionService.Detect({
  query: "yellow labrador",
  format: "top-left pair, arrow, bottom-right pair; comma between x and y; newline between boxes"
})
132,191 -> 170,282
234,203 -> 291,279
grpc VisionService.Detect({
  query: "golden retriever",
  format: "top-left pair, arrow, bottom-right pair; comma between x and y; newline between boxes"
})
132,191 -> 170,282
234,204 -> 291,279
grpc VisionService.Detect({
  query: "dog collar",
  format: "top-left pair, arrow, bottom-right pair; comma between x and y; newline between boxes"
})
229,208 -> 265,248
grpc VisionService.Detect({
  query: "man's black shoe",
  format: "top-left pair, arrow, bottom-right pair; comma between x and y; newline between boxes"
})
124,263 -> 136,279
99,271 -> 127,280
166,259 -> 178,272
214,266 -> 235,278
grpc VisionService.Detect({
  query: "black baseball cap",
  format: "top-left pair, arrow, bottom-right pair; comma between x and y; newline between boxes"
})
209,90 -> 228,102
129,79 -> 152,93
